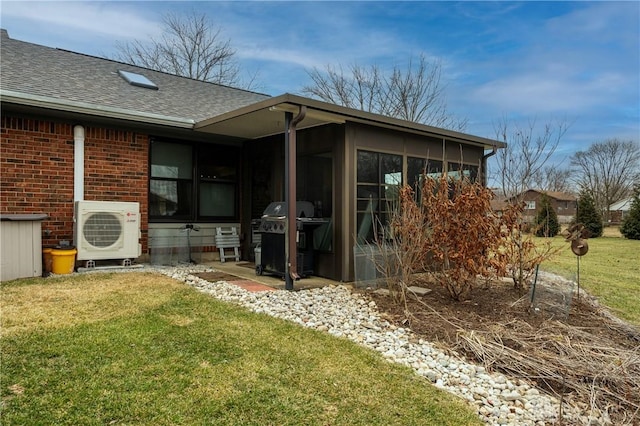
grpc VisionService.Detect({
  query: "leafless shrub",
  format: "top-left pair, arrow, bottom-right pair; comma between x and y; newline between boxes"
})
418,175 -> 507,300
371,175 -> 501,300
496,202 -> 560,290
370,185 -> 429,306
371,174 -> 559,301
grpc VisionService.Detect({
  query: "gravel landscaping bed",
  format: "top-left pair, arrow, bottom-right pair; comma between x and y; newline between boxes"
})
145,264 -> 609,426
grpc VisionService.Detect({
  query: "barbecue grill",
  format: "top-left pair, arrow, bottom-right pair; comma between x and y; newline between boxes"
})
255,201 -> 328,278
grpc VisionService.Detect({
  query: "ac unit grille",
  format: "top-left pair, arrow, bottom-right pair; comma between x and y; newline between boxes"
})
83,212 -> 122,248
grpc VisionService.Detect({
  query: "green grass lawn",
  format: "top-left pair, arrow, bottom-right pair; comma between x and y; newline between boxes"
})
536,228 -> 640,325
1,272 -> 481,426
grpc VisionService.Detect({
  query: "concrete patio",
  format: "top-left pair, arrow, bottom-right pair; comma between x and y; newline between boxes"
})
203,260 -> 343,291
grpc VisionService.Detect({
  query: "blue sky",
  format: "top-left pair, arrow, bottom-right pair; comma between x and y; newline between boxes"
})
1,1 -> 639,168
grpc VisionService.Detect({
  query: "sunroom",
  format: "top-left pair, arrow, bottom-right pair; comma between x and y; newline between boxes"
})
149,94 -> 503,283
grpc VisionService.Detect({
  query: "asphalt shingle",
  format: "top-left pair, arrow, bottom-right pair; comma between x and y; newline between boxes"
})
0,29 -> 270,122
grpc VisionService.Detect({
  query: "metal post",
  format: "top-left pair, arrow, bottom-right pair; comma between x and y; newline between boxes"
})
577,255 -> 580,300
284,112 -> 293,290
282,107 -> 307,290
530,263 -> 540,306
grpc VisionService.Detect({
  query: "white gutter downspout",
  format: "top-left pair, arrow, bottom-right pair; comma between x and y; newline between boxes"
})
73,125 -> 85,202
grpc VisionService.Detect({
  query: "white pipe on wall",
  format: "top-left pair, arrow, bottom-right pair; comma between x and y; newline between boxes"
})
73,125 -> 85,202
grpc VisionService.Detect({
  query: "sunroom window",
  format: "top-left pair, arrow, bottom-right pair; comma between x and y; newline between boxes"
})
407,157 -> 444,192
356,150 -> 402,243
447,162 -> 479,182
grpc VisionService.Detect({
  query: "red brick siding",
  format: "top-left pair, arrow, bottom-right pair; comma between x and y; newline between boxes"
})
1,115 -> 149,253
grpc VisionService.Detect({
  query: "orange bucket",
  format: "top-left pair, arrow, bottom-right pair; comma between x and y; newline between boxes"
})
51,248 -> 77,274
42,247 -> 54,274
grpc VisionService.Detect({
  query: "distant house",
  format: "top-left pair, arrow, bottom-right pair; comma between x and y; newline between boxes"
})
507,190 -> 577,224
609,198 -> 633,223
1,29 -> 504,282
489,191 -> 509,215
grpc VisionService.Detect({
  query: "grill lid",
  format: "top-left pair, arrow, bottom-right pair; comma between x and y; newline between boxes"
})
262,201 -> 315,218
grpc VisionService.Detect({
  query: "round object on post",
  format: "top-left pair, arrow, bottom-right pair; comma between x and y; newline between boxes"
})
571,239 -> 589,256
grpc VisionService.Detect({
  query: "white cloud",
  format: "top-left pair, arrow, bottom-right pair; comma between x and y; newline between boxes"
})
470,71 -> 632,114
218,2 -> 417,73
449,1 -> 638,142
236,45 -> 328,70
546,2 -> 639,42
1,1 -> 161,40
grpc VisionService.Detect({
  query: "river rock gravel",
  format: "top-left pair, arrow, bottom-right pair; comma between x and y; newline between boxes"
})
149,264 -> 607,426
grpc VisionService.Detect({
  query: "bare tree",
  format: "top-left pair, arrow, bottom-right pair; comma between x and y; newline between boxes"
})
302,55 -> 467,131
115,11 -> 255,88
491,118 -> 569,291
570,139 -> 640,221
531,166 -> 574,193
493,117 -> 571,199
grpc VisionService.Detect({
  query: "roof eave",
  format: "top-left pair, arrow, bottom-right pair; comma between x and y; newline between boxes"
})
0,89 -> 195,128
195,93 -> 505,149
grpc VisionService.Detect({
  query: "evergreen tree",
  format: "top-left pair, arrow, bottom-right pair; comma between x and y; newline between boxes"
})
534,193 -> 560,237
620,187 -> 640,240
573,190 -> 603,237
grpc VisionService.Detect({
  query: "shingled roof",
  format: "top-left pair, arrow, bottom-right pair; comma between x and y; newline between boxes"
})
508,189 -> 577,203
0,29 -> 270,123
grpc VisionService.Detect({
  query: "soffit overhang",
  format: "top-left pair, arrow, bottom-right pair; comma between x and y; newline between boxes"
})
195,93 -> 505,149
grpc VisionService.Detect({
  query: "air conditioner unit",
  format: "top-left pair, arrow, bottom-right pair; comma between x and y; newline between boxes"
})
74,201 -> 141,265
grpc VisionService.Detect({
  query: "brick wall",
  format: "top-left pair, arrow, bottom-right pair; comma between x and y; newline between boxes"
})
519,190 -> 577,224
1,114 -> 149,253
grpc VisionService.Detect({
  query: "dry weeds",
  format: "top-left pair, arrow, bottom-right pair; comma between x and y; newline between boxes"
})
368,276 -> 640,425
457,319 -> 640,424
